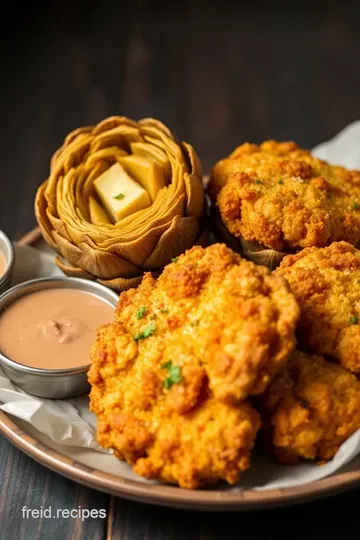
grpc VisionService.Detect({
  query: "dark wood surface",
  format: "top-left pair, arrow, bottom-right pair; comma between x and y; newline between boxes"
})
1,0 -> 360,538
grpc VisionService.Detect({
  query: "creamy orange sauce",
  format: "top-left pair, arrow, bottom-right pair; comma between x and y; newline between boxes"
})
0,289 -> 115,369
0,251 -> 7,277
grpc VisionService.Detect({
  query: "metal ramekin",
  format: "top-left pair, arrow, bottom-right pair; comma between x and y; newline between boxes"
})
0,230 -> 15,295
0,277 -> 118,399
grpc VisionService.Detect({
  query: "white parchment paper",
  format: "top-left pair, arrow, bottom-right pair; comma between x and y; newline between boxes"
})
1,121 -> 360,489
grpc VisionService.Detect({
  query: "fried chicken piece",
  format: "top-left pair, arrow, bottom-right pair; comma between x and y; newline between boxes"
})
116,243 -> 298,402
209,140 -> 360,251
275,241 -> 360,374
90,322 -> 260,488
89,243 -> 299,488
259,350 -> 360,464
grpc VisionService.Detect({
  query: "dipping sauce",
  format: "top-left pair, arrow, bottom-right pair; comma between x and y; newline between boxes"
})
0,251 -> 7,278
0,288 -> 115,369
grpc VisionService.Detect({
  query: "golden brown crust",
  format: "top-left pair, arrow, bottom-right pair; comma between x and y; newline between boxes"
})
259,350 -> 360,463
90,323 -> 260,488
209,140 -> 360,251
115,243 -> 299,402
89,243 -> 299,487
275,241 -> 360,373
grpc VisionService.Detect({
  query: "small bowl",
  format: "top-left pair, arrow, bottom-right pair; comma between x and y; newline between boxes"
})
0,230 -> 15,295
0,277 -> 119,399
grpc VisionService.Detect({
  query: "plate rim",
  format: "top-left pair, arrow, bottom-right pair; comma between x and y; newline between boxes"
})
1,407 -> 360,510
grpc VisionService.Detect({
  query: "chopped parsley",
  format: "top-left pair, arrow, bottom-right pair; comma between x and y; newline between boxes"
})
159,308 -> 169,314
352,202 -> 360,210
278,180 -> 284,185
114,193 -> 125,200
162,360 -> 182,389
190,320 -> 199,327
255,180 -> 262,184
134,321 -> 156,340
171,257 -> 178,263
349,315 -> 359,325
326,192 -> 332,199
136,306 -> 147,320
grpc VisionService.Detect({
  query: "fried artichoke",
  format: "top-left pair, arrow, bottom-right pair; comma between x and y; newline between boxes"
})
209,140 -> 360,270
35,116 -> 205,290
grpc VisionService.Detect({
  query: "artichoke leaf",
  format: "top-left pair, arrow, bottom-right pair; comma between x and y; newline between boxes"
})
46,211 -> 73,242
89,196 -> 111,225
184,172 -> 205,218
55,257 -> 95,279
76,241 -> 143,279
92,116 -> 139,136
85,146 -> 128,167
144,215 -> 199,269
130,141 -> 171,182
239,238 -> 288,271
34,182 -> 58,249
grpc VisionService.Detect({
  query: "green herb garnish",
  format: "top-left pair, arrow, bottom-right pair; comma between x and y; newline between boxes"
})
114,193 -> 125,200
162,360 -> 172,369
162,360 -> 182,389
134,321 -> 156,340
162,360 -> 182,390
171,257 -> 178,263
160,308 -> 169,314
190,320 -> 199,327
352,202 -> 360,210
136,306 -> 147,320
326,192 -> 332,199
349,315 -> 359,325
278,180 -> 284,185
255,180 -> 262,184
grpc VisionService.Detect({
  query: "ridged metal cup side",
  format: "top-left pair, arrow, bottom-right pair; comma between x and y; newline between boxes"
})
0,230 -> 15,295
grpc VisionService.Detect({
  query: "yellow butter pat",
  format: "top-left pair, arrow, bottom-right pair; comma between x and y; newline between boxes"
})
119,154 -> 165,202
94,163 -> 151,222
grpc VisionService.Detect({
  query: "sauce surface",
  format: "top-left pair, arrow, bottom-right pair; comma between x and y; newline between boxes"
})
0,288 -> 115,369
0,251 -> 7,277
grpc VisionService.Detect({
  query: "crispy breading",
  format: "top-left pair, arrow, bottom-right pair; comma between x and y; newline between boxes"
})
259,350 -> 360,464
89,324 -> 260,488
209,140 -> 360,251
89,243 -> 299,488
275,241 -> 360,373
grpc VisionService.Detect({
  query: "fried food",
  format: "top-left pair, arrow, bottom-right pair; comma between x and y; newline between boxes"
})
275,241 -> 360,374
90,324 -> 260,488
210,140 -> 360,251
260,350 -> 360,464
89,243 -> 299,488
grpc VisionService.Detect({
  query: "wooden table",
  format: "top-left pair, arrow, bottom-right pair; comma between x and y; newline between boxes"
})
1,1 -> 360,537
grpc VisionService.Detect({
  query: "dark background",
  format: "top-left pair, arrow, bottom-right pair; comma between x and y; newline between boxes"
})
1,1 -> 360,538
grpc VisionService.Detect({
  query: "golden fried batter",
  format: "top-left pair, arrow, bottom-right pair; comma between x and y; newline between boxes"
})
260,350 -> 360,464
89,243 -> 299,488
210,140 -> 360,251
276,241 -> 360,374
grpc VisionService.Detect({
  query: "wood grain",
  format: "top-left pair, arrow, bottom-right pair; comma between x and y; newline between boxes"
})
0,0 -> 360,538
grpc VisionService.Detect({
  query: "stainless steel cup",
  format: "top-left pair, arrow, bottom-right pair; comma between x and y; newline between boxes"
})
0,277 -> 118,399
